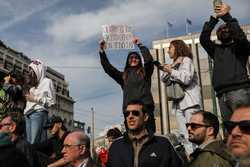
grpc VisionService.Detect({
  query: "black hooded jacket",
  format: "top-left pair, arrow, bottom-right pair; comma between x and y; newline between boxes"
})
99,44 -> 154,109
200,13 -> 250,95
106,131 -> 184,167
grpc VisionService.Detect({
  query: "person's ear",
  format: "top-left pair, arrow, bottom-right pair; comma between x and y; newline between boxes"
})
58,122 -> 62,128
207,127 -> 214,137
143,113 -> 149,122
79,145 -> 86,155
9,123 -> 16,133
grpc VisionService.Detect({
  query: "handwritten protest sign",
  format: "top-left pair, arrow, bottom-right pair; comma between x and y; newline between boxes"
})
102,25 -> 134,49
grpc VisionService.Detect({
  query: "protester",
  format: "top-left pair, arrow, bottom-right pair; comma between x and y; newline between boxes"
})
62,131 -> 96,167
33,115 -> 69,166
97,147 -> 108,167
200,3 -> 250,122
0,132 -> 30,167
161,39 -> 202,155
106,100 -> 183,167
225,102 -> 250,166
3,70 -> 26,113
24,59 -> 55,144
0,77 -> 7,120
0,112 -> 38,167
187,111 -> 234,167
106,127 -> 122,148
99,37 -> 155,132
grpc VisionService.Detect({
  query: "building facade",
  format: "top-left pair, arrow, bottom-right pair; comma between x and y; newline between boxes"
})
151,24 -> 250,134
0,40 -> 75,129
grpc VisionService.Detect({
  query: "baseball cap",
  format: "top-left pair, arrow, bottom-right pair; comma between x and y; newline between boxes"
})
43,116 -> 63,129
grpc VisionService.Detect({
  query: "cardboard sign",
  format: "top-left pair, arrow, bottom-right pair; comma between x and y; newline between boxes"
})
102,25 -> 134,49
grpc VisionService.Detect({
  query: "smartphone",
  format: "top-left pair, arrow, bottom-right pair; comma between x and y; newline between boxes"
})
152,60 -> 164,70
213,0 -> 222,8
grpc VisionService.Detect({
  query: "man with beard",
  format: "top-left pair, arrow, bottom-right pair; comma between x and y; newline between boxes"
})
106,100 -> 183,167
200,3 -> 250,122
224,102 -> 250,166
187,111 -> 234,167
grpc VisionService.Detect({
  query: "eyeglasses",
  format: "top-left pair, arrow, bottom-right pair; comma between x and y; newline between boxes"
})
223,120 -> 250,134
63,144 -> 82,149
185,123 -> 211,130
123,110 -> 141,118
0,123 -> 12,129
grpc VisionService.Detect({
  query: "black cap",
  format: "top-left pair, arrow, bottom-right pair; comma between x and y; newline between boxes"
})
43,116 -> 63,129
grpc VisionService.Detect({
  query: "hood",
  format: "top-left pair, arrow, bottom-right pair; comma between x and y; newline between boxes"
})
124,51 -> 143,70
29,59 -> 46,83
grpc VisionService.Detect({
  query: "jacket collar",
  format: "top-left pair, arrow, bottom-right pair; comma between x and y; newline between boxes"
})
123,129 -> 155,144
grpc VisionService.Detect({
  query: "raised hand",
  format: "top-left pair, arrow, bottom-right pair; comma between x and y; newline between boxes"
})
132,36 -> 141,45
99,39 -> 106,50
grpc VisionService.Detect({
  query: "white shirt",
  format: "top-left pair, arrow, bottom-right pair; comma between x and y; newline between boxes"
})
77,158 -> 89,167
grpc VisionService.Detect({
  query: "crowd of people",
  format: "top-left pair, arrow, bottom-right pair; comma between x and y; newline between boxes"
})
0,2 -> 249,167
98,3 -> 250,167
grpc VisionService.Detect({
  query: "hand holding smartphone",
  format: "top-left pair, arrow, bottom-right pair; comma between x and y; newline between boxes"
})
152,61 -> 164,70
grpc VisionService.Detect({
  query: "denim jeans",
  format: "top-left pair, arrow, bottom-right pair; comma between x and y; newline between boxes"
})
25,110 -> 48,144
218,88 -> 250,122
175,105 -> 200,155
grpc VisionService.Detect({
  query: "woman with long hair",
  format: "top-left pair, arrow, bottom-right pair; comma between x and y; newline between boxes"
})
99,37 -> 155,132
162,40 -> 202,155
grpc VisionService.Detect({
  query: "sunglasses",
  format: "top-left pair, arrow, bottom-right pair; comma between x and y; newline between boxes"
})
185,123 -> 211,130
48,125 -> 54,130
0,123 -> 12,129
223,120 -> 250,134
129,55 -> 140,59
123,110 -> 141,118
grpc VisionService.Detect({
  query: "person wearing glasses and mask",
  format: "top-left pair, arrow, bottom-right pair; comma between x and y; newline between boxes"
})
224,102 -> 250,166
61,131 -> 96,167
106,100 -> 183,167
0,112 -> 38,167
187,111 -> 234,167
99,37 -> 155,133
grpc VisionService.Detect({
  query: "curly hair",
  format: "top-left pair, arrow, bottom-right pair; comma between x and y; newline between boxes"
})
170,40 -> 193,60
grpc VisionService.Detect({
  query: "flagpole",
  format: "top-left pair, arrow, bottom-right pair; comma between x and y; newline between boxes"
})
186,21 -> 188,34
166,22 -> 169,38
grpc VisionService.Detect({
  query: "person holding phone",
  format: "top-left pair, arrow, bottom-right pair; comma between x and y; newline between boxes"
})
99,37 -> 155,132
161,40 -> 202,156
200,3 -> 250,123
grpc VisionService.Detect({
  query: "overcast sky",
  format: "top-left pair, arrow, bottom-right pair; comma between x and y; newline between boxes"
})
0,0 -> 249,136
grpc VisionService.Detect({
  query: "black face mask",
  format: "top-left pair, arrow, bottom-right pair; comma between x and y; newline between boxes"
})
219,31 -> 233,44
